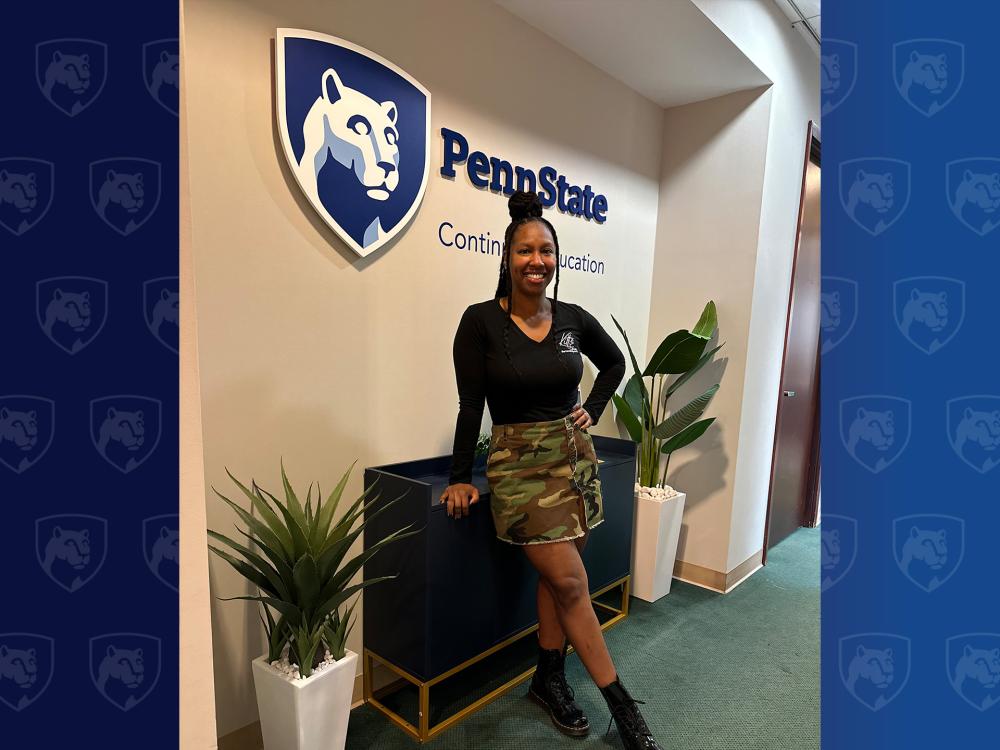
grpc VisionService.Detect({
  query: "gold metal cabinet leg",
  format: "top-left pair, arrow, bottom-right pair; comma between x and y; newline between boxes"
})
363,576 -> 631,743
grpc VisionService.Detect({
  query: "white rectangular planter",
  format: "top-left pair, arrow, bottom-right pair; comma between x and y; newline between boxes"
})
252,650 -> 358,750
630,491 -> 686,603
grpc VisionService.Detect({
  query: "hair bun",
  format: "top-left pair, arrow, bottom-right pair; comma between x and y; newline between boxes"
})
508,191 -> 543,221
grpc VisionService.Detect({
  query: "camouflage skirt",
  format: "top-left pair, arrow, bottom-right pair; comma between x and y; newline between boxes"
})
485,415 -> 604,546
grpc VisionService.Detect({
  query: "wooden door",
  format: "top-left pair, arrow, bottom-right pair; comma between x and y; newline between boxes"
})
763,121 -> 821,558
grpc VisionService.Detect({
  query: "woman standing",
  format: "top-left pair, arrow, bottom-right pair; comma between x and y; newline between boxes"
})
440,191 -> 663,750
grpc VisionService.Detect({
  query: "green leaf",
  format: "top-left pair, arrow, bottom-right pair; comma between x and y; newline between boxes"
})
320,525 -> 420,603
230,525 -> 296,594
207,530 -> 291,600
315,577 -> 396,622
208,545 -> 283,597
280,458 -> 308,534
224,469 -> 294,558
218,595 -> 303,627
311,461 -> 360,549
659,418 -> 715,454
645,332 -> 707,376
611,314 -> 643,381
623,373 -> 648,424
691,301 -> 718,339
666,344 -> 723,398
257,484 -> 310,559
613,394 -> 643,443
304,482 -> 314,530
212,488 -> 292,563
653,384 -> 719,440
292,555 -> 321,617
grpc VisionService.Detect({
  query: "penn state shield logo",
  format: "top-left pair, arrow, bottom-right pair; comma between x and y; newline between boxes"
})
839,158 -> 911,236
0,395 -> 54,474
90,395 -> 161,474
892,276 -> 965,355
90,633 -> 161,712
275,29 -> 431,257
35,514 -> 108,593
893,38 -> 964,117
839,633 -> 910,711
821,39 -> 858,116
0,157 -> 54,236
36,276 -> 108,355
821,515 -> 857,592
0,633 -> 54,712
840,395 -> 911,474
143,515 -> 178,591
946,158 -> 1000,237
35,38 -> 107,117
142,39 -> 179,115
947,634 -> 1000,712
821,277 -> 858,354
947,395 -> 1000,474
89,158 -> 161,236
143,277 -> 178,353
892,514 -> 964,593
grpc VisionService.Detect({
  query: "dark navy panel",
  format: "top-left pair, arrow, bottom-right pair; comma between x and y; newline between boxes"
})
1,3 -> 178,746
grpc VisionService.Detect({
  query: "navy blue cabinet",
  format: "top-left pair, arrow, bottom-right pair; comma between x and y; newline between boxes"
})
363,435 -> 636,682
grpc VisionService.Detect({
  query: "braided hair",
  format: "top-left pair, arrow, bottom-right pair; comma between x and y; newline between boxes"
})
494,191 -> 572,382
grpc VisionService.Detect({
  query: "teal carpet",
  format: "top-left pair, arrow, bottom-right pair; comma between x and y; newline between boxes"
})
346,527 -> 819,749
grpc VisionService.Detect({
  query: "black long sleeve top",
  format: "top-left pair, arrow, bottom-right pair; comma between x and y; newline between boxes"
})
448,297 -> 627,485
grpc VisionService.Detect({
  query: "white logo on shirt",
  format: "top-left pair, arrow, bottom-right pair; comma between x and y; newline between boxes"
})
558,331 -> 579,353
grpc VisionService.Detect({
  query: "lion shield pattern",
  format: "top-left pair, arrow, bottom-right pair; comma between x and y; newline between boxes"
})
892,514 -> 964,593
947,396 -> 1000,474
0,158 -> 54,236
893,39 -> 964,117
90,395 -> 162,473
276,29 -> 430,257
0,633 -> 54,712
143,515 -> 179,591
947,634 -> 1000,712
839,395 -> 912,474
35,38 -> 107,117
892,276 -> 965,355
143,39 -> 179,115
89,633 -> 161,712
35,514 -> 108,593
89,158 -> 162,236
839,633 -> 911,711
839,158 -> 911,236
946,158 -> 1000,236
36,276 -> 108,355
0,395 -> 55,474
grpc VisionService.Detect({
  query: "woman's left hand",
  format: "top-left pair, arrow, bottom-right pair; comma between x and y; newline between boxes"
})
570,404 -> 592,430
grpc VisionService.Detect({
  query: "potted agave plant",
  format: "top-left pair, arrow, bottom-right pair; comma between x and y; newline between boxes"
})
208,460 -> 418,750
612,301 -> 722,602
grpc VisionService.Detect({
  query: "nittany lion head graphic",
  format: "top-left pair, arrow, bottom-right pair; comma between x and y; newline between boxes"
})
0,159 -> 54,236
893,514 -> 964,592
0,634 -> 54,711
35,39 -> 107,117
35,514 -> 108,593
276,29 -> 430,257
90,634 -> 161,711
947,159 -> 1000,236
839,159 -> 911,236
821,40 -> 857,115
894,39 -> 965,117
839,634 -> 911,711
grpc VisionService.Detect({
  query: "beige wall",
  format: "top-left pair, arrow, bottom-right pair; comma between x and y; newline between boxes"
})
647,87 -> 772,574
180,4 -> 219,746
182,0 -> 663,736
692,0 -> 820,570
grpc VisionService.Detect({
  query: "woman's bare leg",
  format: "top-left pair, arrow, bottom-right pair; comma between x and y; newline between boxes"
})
535,532 -> 589,650
525,534 -> 617,688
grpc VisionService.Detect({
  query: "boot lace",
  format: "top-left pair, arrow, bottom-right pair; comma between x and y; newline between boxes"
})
605,697 -> 651,738
546,670 -> 577,706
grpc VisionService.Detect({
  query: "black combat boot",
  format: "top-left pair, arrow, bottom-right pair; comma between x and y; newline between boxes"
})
599,675 -> 663,750
527,639 -> 590,736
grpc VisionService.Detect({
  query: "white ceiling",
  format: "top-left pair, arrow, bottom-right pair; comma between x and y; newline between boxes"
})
495,0 -> 771,109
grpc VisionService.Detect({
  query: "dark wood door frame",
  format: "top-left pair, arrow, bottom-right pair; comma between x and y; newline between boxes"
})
761,120 -> 821,565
